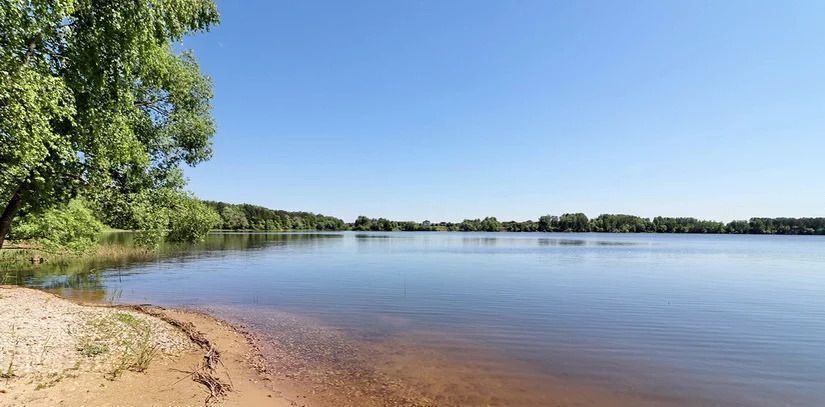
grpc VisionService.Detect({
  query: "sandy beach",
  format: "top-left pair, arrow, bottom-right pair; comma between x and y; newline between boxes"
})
0,286 -> 298,407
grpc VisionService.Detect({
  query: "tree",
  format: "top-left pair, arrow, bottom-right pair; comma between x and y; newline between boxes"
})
0,1 -> 219,248
353,216 -> 373,231
11,198 -> 103,252
590,214 -> 653,233
167,197 -> 220,243
221,206 -> 249,230
459,219 -> 481,231
558,213 -> 589,232
480,216 -> 501,232
538,215 -> 556,232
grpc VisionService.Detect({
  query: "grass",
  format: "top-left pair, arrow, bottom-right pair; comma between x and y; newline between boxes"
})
0,249 -> 34,272
33,372 -> 77,390
111,312 -> 160,376
0,270 -> 20,285
0,242 -> 158,294
1,325 -> 18,379
106,333 -> 159,379
76,312 -> 161,380
0,241 -> 156,273
77,338 -> 109,357
107,288 -> 124,305
120,336 -> 159,374
38,334 -> 53,366
93,244 -> 156,262
114,312 -> 138,325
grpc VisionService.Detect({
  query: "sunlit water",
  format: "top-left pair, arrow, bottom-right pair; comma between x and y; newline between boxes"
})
13,232 -> 825,405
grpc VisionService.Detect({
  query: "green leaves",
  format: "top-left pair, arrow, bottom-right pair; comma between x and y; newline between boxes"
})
0,65 -> 75,203
220,206 -> 249,230
12,199 -> 103,253
1,0 -> 219,249
167,197 -> 220,243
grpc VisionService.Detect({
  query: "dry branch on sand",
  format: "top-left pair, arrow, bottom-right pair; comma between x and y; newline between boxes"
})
123,305 -> 233,405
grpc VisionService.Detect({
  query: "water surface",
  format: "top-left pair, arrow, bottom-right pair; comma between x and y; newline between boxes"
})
13,232 -> 825,406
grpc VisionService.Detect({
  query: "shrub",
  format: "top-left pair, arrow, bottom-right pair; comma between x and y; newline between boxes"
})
12,199 -> 103,253
167,197 -> 220,243
129,191 -> 172,249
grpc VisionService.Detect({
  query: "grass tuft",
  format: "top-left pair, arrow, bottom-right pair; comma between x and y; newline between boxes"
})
1,325 -> 19,379
75,312 -> 161,379
77,338 -> 109,357
113,312 -> 138,326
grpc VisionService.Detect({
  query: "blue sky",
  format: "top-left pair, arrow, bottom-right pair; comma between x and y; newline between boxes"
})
183,0 -> 825,222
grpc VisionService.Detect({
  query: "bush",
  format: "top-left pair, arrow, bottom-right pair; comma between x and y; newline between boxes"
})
167,197 -> 220,243
129,191 -> 172,249
12,199 -> 103,253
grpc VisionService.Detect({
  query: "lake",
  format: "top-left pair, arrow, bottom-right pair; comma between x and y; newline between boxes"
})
13,232 -> 825,406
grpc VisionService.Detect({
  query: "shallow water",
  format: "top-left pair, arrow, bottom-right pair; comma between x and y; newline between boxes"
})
15,232 -> 825,405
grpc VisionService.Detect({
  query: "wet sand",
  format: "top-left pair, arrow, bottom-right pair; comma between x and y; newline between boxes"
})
208,306 -> 684,407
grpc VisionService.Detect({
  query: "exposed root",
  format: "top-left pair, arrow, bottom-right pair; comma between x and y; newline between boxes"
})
125,305 -> 211,348
192,369 -> 231,404
120,305 -> 233,405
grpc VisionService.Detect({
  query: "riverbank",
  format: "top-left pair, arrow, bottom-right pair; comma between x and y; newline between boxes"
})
0,286 -> 294,406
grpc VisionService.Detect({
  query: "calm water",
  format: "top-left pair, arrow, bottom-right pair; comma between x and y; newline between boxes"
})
15,232 -> 825,405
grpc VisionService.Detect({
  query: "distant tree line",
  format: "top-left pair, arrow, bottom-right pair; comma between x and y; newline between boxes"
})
204,201 -> 346,231
204,202 -> 825,235
346,213 -> 825,235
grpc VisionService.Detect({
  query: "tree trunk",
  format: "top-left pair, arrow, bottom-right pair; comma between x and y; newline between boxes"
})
0,188 -> 24,249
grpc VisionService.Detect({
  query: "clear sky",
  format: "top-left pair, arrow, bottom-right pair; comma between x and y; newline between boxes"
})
183,0 -> 825,223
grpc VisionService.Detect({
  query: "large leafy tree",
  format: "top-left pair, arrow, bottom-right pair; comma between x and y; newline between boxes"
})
0,0 -> 219,248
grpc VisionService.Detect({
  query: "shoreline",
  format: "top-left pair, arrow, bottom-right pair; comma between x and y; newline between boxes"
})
0,286 -> 300,406
2,285 -> 677,407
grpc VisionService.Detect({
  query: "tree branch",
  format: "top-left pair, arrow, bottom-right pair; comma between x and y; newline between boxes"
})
22,35 -> 38,64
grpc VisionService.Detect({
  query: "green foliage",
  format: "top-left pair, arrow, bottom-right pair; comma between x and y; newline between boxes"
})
537,215 -> 557,232
0,0 -> 219,248
167,197 -> 220,242
744,217 -> 825,235
12,199 -> 103,252
131,203 -> 825,237
206,201 -> 346,231
352,216 -> 439,231
353,217 -> 398,231
503,220 -> 538,232
458,219 -> 480,231
87,188 -> 218,248
129,190 -> 173,249
451,217 -> 502,232
480,217 -> 501,232
349,213 -> 825,235
726,220 -> 750,234
652,217 -> 725,233
0,1 -> 77,210
558,213 -> 590,232
220,205 -> 249,230
591,214 -> 653,233
353,216 -> 374,231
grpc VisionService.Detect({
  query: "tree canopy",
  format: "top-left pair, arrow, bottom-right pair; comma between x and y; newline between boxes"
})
342,214 -> 825,235
205,201 -> 347,231
0,0 -> 219,248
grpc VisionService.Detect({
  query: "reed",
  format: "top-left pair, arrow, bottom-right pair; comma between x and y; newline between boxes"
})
1,242 -> 157,274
